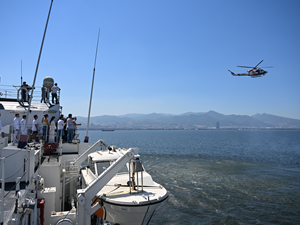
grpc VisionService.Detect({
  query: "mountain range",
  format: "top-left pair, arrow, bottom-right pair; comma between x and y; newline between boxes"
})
74,111 -> 300,129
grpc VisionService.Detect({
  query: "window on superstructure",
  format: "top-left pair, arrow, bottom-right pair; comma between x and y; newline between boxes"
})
95,161 -> 110,175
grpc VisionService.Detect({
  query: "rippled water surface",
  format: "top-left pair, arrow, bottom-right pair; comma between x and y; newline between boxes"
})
78,130 -> 300,225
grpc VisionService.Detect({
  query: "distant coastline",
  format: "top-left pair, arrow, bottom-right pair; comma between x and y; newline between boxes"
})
78,128 -> 300,131
76,111 -> 300,130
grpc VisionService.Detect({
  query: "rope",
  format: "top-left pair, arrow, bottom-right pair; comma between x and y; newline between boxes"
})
102,184 -> 121,196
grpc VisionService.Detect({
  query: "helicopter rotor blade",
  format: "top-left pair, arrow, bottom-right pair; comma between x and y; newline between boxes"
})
237,66 -> 253,68
254,60 -> 264,68
260,66 -> 273,68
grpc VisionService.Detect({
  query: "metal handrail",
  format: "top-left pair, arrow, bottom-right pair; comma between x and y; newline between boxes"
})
0,86 -> 60,105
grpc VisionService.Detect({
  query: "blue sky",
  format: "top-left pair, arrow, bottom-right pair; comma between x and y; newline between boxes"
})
1,0 -> 300,119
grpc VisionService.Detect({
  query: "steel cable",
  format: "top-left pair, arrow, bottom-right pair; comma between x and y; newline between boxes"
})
2,149 -> 23,159
4,158 -> 28,180
4,170 -> 27,198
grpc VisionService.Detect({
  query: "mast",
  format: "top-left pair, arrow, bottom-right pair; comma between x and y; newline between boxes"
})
21,60 -> 23,85
25,0 -> 53,129
84,28 -> 101,143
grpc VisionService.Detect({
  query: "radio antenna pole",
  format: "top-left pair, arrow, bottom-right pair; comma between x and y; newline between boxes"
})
25,0 -> 53,129
21,60 -> 23,85
85,28 -> 101,143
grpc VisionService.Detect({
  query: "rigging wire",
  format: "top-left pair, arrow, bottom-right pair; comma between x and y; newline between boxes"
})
2,149 -> 23,159
5,158 -> 28,180
4,170 -> 27,198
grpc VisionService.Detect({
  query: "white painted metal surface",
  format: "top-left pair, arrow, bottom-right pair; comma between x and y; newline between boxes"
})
1,92 -> 168,225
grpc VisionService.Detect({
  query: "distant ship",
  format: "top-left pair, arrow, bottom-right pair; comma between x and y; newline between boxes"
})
101,129 -> 114,131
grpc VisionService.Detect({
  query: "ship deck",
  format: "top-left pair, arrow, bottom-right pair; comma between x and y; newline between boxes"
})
0,182 -> 27,224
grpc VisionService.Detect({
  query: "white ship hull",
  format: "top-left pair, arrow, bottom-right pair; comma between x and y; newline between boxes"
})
102,196 -> 168,225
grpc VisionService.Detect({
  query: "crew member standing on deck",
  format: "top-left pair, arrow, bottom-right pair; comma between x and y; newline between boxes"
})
21,81 -> 32,102
31,115 -> 39,143
63,118 -> 68,143
51,83 -> 61,104
57,115 -> 65,143
67,114 -> 75,143
20,115 -> 27,135
42,114 -> 49,142
49,116 -> 56,143
41,85 -> 48,103
13,114 -> 20,142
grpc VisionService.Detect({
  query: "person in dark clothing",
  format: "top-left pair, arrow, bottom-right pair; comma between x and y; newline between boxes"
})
21,81 -> 32,102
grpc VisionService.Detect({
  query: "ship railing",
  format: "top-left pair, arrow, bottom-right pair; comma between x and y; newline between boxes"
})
0,146 -> 39,224
9,125 -> 80,147
0,84 -> 60,105
0,154 -> 29,224
10,123 -> 63,144
128,158 -> 144,194
61,160 -> 80,211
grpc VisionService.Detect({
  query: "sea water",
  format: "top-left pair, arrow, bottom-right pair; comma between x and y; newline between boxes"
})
78,130 -> 300,225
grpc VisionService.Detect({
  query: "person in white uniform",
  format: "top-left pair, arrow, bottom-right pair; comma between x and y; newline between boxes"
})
20,115 -> 27,135
57,115 -> 65,143
31,115 -> 39,143
13,114 -> 20,142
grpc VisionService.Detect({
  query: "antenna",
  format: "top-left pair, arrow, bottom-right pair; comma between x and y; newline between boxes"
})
85,28 -> 101,143
25,0 -> 54,129
21,60 -> 23,85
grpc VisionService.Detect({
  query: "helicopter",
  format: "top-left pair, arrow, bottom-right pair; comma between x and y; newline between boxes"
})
228,60 -> 272,78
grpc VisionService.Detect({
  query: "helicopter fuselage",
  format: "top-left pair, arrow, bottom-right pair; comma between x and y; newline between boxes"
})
228,60 -> 271,78
247,68 -> 268,76
229,68 -> 268,78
